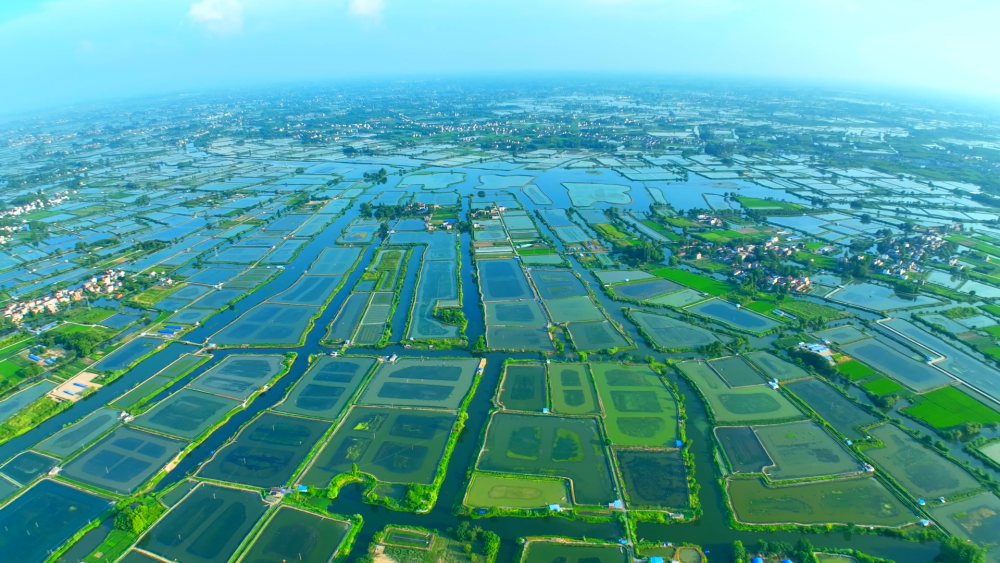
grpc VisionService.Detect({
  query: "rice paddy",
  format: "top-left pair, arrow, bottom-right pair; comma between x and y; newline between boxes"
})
727,477 -> 918,527
302,406 -> 456,486
590,363 -> 678,447
476,413 -> 616,505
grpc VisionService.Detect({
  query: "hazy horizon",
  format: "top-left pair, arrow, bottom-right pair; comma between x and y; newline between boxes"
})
2,0 -> 999,116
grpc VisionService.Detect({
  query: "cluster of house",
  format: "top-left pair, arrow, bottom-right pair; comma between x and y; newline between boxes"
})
3,269 -> 126,323
765,274 -> 813,292
0,190 -> 72,220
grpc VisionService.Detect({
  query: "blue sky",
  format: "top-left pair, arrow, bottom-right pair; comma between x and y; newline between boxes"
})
2,0 -> 998,115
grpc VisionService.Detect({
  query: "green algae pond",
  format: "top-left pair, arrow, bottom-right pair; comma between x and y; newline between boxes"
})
727,477 -> 919,527
616,449 -> 689,509
464,472 -> 570,509
498,363 -> 547,412
476,412 -> 616,506
590,363 -> 679,447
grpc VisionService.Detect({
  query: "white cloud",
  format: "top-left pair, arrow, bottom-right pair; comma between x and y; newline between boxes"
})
189,0 -> 244,34
348,0 -> 384,23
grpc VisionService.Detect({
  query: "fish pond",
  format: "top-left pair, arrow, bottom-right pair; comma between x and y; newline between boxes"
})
687,299 -> 781,333
865,424 -> 981,500
61,426 -> 185,494
547,364 -> 600,415
784,378 -> 879,440
198,412 -> 331,488
476,412 -> 616,506
727,477 -> 918,527
616,449 -> 689,509
238,506 -> 350,563
678,361 -> 804,424
590,363 -> 679,447
132,388 -> 241,440
498,363 -> 547,412
302,406 -> 456,487
357,358 -> 480,410
629,310 -> 719,350
464,472 -> 570,509
138,483 -> 268,563
521,540 -> 628,563
0,479 -> 108,563
274,356 -> 376,421
754,421 -> 861,481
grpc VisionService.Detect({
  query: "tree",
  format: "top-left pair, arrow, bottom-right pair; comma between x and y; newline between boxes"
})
732,540 -> 747,563
939,536 -> 986,563
114,505 -> 152,535
136,195 -> 151,206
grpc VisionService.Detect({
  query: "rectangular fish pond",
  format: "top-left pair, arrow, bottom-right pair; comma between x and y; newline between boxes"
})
926,492 -> 1000,549
268,274 -> 344,306
0,479 -> 109,563
687,298 -> 782,333
498,363 -> 547,412
308,246 -> 363,276
476,412 -> 616,506
754,421 -> 862,481
784,378 -> 879,440
709,356 -> 766,387
90,336 -> 164,372
521,540 -> 628,563
357,358 -> 480,410
589,363 -> 678,447
566,321 -> 629,351
486,326 -> 555,352
198,412 -> 331,488
616,449 -> 689,509
0,451 -> 56,485
478,258 -> 534,301
865,424 -> 981,500
544,295 -> 605,323
485,300 -> 548,327
132,388 -> 242,440
211,303 -> 320,346
827,282 -> 940,311
547,364 -> 600,415
841,338 -> 953,392
678,361 -> 804,424
611,278 -> 681,301
238,506 -> 350,563
715,426 -> 774,474
529,269 -> 588,300
302,406 -> 456,487
727,477 -> 919,527
61,426 -> 185,494
138,483 -> 268,563
743,350 -> 809,381
188,354 -> 287,401
34,407 -> 121,458
628,310 -> 720,350
0,380 -> 57,424
274,356 -> 377,421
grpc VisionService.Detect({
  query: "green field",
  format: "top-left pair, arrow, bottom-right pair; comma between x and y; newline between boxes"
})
649,268 -> 735,296
736,197 -> 802,210
903,386 -> 1000,429
464,473 -> 569,509
862,376 -> 905,396
639,220 -> 682,240
590,363 -> 679,447
794,251 -> 837,269
772,299 -> 845,323
836,360 -> 876,381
